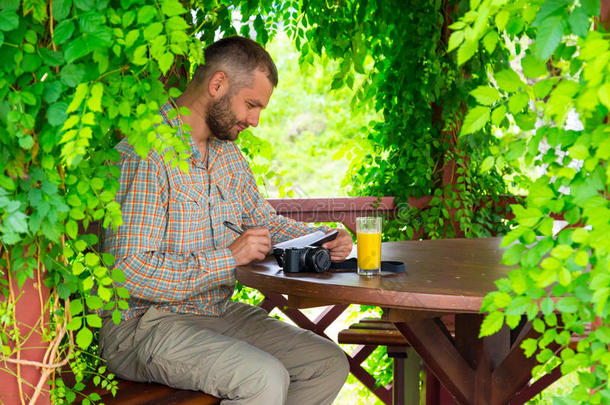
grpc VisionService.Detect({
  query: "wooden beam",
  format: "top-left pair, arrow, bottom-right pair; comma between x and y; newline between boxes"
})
490,324 -> 560,405
395,319 -> 475,405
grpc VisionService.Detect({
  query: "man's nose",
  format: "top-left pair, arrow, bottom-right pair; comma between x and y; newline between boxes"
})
246,110 -> 261,127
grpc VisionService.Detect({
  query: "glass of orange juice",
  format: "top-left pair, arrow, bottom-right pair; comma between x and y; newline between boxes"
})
356,217 -> 382,276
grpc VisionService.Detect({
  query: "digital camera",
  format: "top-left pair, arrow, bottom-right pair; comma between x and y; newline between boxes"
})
273,246 -> 332,273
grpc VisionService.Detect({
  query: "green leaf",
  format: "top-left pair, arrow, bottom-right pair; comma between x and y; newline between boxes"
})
116,287 -> 130,299
19,136 -> 34,149
551,244 -> 573,259
521,53 -> 547,78
73,0 -> 93,11
98,286 -> 112,301
60,64 -> 85,87
85,295 -> 104,310
86,314 -> 102,328
508,93 -> 529,114
112,309 -> 122,325
111,268 -> 126,283
158,53 -> 174,75
479,311 -> 504,337
482,30 -> 498,54
460,106 -> 490,136
52,0 -> 72,21
540,297 -> 554,315
66,83 -> 88,113
67,316 -> 82,331
102,253 -> 115,266
493,292 -> 512,307
480,156 -> 495,173
0,9 -> 19,31
447,30 -> 464,53
534,16 -> 566,61
65,219 -> 78,239
533,78 -> 559,99
72,261 -> 84,275
76,327 -> 93,349
568,6 -> 590,37
556,296 -> 579,313
506,296 -> 530,316
470,86 -> 500,105
457,40 -> 477,66
39,47 -> 65,66
495,10 -> 509,31
491,104 -> 507,126
161,0 -> 187,16
494,69 -> 524,93
22,54 -> 42,73
87,82 -> 103,112
137,5 -> 156,24
64,37 -> 94,63
69,299 -> 83,316
85,252 -> 100,267
521,338 -> 538,357
143,22 -> 163,40
598,82 -> 610,110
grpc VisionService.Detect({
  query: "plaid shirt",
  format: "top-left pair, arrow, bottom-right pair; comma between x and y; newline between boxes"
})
104,100 -> 319,321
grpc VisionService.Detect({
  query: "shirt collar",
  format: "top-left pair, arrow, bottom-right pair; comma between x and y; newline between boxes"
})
159,99 -> 226,167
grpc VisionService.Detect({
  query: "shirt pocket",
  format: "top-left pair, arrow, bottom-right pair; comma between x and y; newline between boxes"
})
212,173 -> 244,248
166,184 -> 206,253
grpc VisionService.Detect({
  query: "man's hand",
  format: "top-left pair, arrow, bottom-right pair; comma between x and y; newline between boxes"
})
228,228 -> 271,266
322,229 -> 353,262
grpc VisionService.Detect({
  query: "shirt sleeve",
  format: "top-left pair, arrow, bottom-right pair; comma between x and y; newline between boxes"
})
104,149 -> 236,303
237,152 -> 328,244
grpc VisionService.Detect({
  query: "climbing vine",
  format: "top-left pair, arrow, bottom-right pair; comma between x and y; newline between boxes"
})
451,0 -> 610,402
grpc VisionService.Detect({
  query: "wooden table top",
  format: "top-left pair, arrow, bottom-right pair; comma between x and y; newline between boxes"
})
236,237 -> 512,313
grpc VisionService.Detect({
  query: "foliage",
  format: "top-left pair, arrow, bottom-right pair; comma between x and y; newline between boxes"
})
450,0 -> 610,402
0,0 -> 289,402
295,0 -> 512,241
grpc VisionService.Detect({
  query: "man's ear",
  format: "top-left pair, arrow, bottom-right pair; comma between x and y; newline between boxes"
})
208,71 -> 228,98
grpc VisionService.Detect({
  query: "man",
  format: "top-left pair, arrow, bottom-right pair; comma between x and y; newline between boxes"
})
100,36 -> 352,404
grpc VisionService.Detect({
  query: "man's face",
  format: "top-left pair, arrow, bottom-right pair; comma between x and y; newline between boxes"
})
206,69 -> 274,141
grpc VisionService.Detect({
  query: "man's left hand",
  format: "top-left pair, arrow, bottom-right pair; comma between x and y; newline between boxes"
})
322,229 -> 353,262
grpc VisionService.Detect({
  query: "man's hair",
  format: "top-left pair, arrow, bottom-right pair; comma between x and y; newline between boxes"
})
192,36 -> 278,92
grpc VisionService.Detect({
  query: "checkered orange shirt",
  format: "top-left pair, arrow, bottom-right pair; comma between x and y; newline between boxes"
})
104,100 -> 320,321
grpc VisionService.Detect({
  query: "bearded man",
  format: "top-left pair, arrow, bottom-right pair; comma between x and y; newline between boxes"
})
99,36 -> 352,404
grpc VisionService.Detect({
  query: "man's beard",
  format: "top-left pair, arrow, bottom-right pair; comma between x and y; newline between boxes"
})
206,93 -> 243,141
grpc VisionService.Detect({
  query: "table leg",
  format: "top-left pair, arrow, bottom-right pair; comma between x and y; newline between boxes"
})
388,346 -> 422,405
395,319 -> 475,404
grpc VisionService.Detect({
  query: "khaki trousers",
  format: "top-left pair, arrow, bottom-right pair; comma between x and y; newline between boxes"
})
99,301 -> 349,405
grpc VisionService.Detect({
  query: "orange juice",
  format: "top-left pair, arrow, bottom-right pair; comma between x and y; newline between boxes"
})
357,231 -> 381,270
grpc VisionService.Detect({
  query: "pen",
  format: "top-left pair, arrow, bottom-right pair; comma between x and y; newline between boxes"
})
223,221 -> 244,235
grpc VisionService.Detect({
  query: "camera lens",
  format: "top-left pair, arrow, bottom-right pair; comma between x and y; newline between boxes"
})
305,247 -> 331,273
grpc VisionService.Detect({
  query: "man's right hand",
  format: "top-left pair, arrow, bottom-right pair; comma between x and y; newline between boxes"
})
228,228 -> 271,266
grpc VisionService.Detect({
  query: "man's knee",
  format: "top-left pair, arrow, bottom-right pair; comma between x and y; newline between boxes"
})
327,340 -> 350,383
231,352 -> 290,403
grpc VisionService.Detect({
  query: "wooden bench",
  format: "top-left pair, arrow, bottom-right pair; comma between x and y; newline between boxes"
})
83,378 -> 221,405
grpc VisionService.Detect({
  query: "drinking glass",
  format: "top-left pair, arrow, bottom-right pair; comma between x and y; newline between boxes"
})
356,217 -> 382,276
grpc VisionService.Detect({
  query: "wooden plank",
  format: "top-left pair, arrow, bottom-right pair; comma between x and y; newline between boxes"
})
313,304 -> 349,333
384,308 -> 446,323
395,319 -> 474,405
508,366 -> 562,405
286,295 -> 344,308
338,328 -> 409,346
491,324 -> 560,405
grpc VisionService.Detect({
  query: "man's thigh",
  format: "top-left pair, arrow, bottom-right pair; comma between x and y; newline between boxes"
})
101,308 -> 289,402
218,301 -> 346,378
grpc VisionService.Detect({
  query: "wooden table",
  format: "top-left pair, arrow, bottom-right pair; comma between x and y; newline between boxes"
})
236,238 -> 548,405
